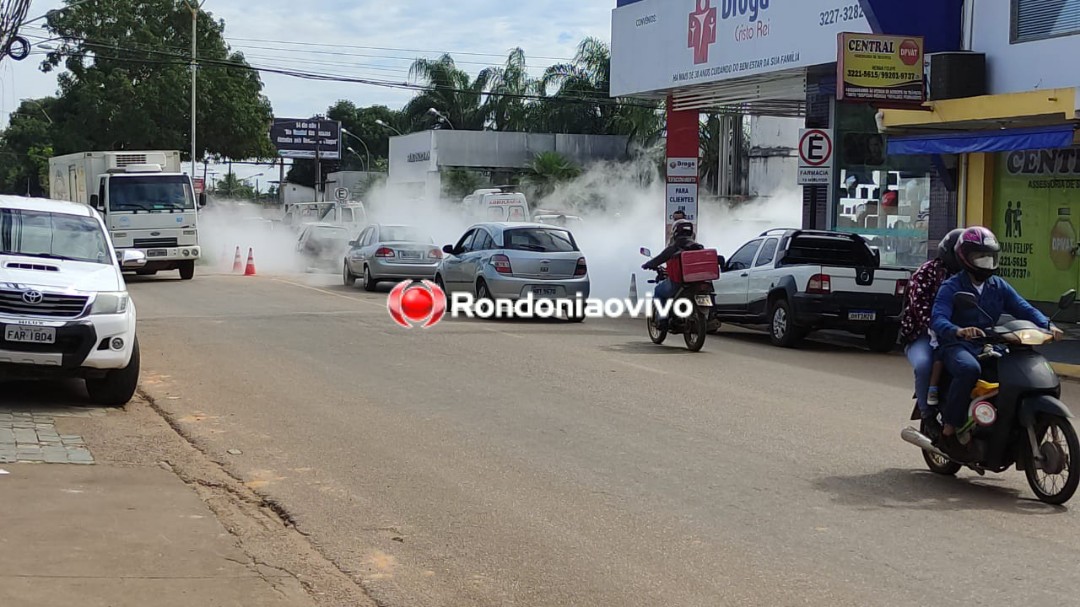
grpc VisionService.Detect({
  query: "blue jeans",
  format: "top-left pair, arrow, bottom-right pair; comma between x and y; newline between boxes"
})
904,334 -> 935,417
653,279 -> 678,324
941,344 -> 982,428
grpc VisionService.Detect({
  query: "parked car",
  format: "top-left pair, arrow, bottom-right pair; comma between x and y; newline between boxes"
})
343,224 -> 442,291
710,228 -> 911,352
534,213 -> 584,229
295,222 -> 351,269
0,195 -> 145,405
435,222 -> 589,316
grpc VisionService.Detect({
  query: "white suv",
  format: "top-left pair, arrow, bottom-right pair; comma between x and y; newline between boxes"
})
0,195 -> 143,406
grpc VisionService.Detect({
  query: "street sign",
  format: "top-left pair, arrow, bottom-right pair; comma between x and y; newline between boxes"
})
798,128 -> 834,186
334,187 -> 349,202
270,118 -> 342,160
192,178 -> 205,195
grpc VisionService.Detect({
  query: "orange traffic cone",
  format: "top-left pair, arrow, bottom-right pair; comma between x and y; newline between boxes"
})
231,246 -> 243,273
244,248 -> 257,276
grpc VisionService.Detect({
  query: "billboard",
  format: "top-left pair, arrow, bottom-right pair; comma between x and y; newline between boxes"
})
270,118 -> 342,160
837,33 -> 925,104
610,0 -> 873,97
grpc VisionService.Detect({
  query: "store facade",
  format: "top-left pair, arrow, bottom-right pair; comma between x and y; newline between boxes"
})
610,0 -> 963,264
880,0 -> 1080,308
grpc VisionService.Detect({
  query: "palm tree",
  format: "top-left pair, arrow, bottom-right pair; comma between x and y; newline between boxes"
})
524,151 -> 582,199
403,55 -> 493,131
485,48 -> 535,132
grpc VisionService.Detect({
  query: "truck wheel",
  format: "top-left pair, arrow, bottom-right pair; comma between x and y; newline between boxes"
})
86,337 -> 140,407
866,325 -> 899,353
768,299 -> 804,348
179,261 -> 195,280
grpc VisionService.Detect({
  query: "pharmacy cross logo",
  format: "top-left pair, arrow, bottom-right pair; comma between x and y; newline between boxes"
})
688,0 -> 718,65
387,280 -> 447,329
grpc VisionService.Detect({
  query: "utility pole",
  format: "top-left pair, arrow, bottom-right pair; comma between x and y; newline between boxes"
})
183,0 -> 206,180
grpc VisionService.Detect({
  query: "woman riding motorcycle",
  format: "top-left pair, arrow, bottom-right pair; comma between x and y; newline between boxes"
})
642,219 -> 703,331
930,226 -> 1064,461
899,229 -> 963,423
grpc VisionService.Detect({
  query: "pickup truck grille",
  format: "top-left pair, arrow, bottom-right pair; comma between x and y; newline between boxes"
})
133,238 -> 178,248
0,289 -> 90,318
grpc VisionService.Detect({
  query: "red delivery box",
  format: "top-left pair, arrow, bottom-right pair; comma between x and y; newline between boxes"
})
666,248 -> 720,282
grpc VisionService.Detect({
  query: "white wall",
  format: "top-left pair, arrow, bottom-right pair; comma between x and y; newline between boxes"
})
748,115 -> 799,196
970,0 -> 1080,94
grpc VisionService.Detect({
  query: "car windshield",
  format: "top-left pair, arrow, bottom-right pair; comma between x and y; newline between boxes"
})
109,175 -> 195,212
503,228 -> 577,252
381,227 -> 431,243
0,208 -> 111,264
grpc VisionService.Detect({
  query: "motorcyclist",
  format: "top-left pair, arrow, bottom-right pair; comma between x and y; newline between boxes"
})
642,219 -> 703,330
930,226 -> 1064,461
899,228 -> 964,424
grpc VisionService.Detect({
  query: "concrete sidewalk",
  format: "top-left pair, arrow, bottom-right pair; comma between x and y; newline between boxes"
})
0,461 -> 315,606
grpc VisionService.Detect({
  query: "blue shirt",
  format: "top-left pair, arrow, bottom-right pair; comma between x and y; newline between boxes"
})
931,273 -> 1050,349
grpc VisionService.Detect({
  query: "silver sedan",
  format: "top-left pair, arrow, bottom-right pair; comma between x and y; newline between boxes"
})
343,224 -> 442,291
434,222 -> 590,316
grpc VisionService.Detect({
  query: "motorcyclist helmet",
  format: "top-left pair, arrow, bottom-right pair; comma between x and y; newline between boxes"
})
671,219 -> 695,240
936,228 -> 964,273
954,226 -> 1001,282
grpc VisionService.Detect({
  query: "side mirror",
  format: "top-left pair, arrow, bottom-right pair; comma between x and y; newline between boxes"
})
1060,289 -> 1077,310
640,247 -> 652,257
90,194 -> 104,211
198,192 -> 207,208
120,249 -> 147,268
954,291 -> 979,310
716,255 -> 726,270
348,240 -> 358,247
442,244 -> 455,255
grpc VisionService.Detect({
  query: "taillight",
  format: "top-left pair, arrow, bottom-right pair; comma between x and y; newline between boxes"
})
895,279 -> 908,297
491,254 -> 512,274
428,248 -> 442,260
375,247 -> 395,258
807,274 -> 831,294
574,257 -> 587,276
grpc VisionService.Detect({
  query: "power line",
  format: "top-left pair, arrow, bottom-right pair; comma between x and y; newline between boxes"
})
223,36 -> 577,62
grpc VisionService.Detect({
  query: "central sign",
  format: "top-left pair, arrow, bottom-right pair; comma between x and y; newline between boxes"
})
837,32 -> 926,104
798,128 -> 834,185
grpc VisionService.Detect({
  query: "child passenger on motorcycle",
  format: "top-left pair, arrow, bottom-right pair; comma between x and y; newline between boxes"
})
642,219 -> 703,331
898,228 -> 964,422
929,226 -> 1064,461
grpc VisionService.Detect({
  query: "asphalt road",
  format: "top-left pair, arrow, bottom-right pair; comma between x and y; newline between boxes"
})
125,269 -> 1080,607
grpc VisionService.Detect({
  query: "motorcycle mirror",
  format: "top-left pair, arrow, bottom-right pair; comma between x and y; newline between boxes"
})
954,291 -> 979,310
1059,289 -> 1077,310
640,247 -> 652,257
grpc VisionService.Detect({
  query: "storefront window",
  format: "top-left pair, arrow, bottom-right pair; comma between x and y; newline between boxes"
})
833,103 -> 932,268
991,147 -> 1080,304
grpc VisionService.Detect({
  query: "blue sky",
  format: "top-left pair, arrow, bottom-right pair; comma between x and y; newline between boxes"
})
1,0 -> 615,181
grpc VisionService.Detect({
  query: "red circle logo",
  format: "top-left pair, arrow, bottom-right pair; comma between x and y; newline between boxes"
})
387,280 -> 446,328
899,40 -> 921,66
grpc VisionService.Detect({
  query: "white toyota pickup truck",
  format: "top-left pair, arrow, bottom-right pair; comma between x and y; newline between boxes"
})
0,195 -> 144,405
711,229 -> 912,352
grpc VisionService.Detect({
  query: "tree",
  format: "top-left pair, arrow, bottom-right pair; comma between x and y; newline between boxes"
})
42,0 -> 275,162
0,98 -> 58,196
441,168 -> 486,200
403,54 -> 492,131
485,48 -> 535,132
524,151 -> 581,199
214,172 -> 255,198
286,101 -> 405,187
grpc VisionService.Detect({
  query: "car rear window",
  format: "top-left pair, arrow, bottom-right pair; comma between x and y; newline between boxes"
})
502,228 -> 577,253
781,234 -> 878,267
312,226 -> 348,239
381,227 -> 431,243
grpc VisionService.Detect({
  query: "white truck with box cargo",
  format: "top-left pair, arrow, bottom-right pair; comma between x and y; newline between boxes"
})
48,151 -> 206,280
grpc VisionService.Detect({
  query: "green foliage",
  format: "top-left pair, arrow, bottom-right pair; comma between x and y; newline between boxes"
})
524,151 -> 582,199
442,168 -> 486,200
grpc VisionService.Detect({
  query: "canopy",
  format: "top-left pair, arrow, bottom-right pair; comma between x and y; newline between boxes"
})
887,125 -> 1077,156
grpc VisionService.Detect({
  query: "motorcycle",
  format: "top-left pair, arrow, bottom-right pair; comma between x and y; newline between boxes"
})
901,288 -> 1079,505
639,247 -> 717,352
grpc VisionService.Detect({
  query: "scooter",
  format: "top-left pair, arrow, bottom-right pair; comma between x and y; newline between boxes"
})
901,288 -> 1079,505
639,247 -> 716,352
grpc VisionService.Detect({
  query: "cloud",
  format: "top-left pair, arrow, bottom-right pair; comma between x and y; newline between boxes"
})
1,0 -> 614,129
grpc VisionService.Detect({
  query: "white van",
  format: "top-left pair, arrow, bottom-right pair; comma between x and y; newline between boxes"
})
463,189 -> 530,223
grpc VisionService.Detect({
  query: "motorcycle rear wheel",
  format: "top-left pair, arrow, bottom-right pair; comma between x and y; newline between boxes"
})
647,310 -> 667,345
683,310 -> 707,352
1024,415 -> 1080,505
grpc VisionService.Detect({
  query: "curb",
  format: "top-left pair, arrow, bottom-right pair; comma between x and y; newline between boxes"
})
1051,363 -> 1080,383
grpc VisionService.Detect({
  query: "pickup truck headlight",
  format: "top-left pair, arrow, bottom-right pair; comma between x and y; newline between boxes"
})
90,292 -> 130,315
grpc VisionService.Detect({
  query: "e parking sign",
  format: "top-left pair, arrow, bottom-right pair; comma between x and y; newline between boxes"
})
798,128 -> 834,186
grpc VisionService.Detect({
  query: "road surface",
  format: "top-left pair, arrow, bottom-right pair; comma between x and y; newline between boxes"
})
126,270 -> 1080,607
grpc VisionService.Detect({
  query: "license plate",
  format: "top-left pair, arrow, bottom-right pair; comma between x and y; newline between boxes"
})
147,249 -> 167,258
400,251 -> 420,259
4,326 -> 56,344
533,287 -> 558,297
849,311 -> 877,321
695,295 -> 713,306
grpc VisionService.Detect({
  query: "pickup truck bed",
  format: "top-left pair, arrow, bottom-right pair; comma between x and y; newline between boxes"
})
711,229 -> 913,351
